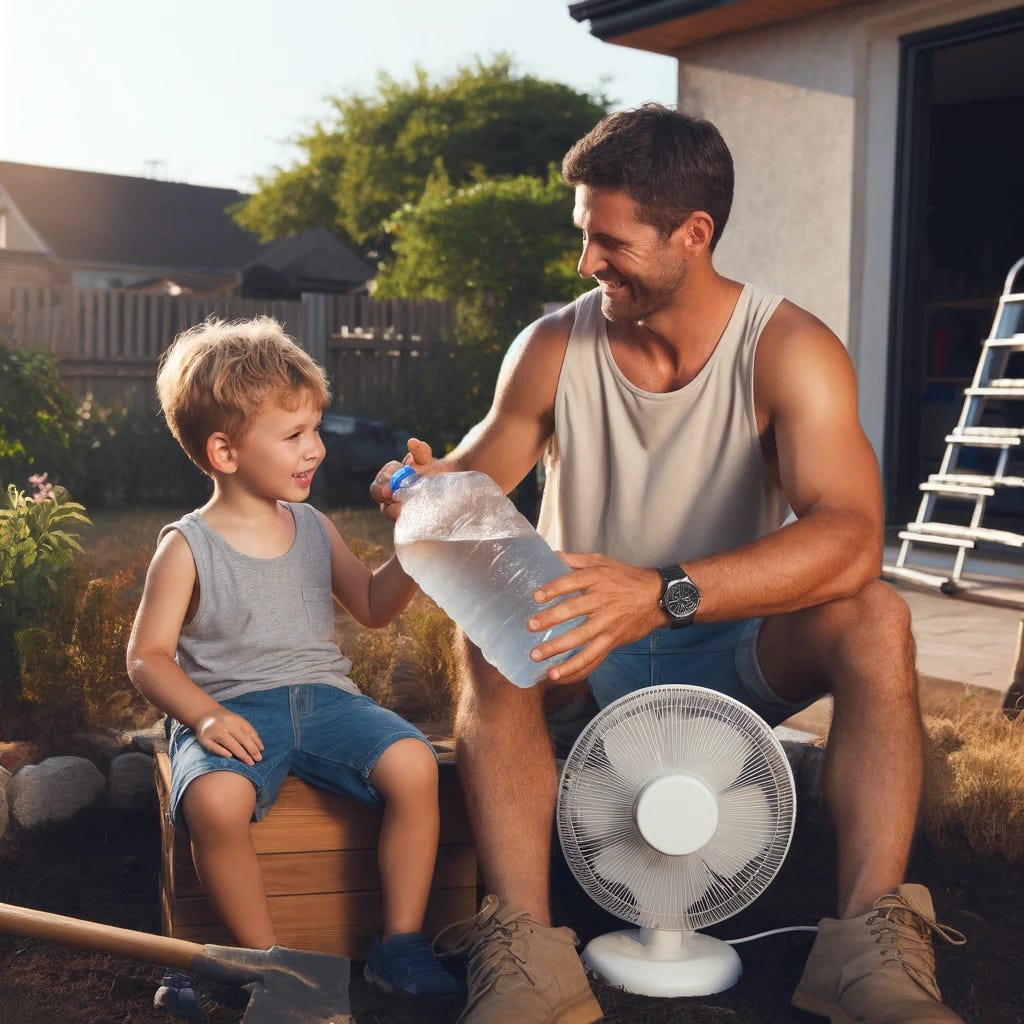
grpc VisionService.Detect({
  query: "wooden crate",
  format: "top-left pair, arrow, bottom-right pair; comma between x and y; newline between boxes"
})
154,747 -> 478,959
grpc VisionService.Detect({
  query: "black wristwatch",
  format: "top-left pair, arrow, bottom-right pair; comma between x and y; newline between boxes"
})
657,565 -> 701,628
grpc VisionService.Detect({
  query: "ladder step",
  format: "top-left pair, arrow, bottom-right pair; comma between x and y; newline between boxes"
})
881,564 -> 955,591
945,432 -> 1021,448
983,334 -> 1024,350
919,481 -> 995,497
953,426 -> 1024,438
929,473 -> 1024,488
966,381 -> 1024,398
898,530 -> 974,550
904,523 -> 1024,548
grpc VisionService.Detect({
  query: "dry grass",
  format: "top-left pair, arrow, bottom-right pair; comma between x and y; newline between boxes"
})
922,710 -> 1024,860
347,625 -> 399,707
398,599 -> 462,722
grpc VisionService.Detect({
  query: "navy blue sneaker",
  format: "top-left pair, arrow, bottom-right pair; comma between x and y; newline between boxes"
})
363,932 -> 463,996
153,968 -> 198,1018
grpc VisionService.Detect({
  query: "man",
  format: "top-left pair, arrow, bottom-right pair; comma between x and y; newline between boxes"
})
372,104 -> 965,1024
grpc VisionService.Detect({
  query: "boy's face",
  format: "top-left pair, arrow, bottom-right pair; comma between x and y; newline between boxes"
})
230,395 -> 326,500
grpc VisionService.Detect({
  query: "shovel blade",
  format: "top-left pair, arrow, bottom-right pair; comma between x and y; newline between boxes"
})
194,944 -> 353,1024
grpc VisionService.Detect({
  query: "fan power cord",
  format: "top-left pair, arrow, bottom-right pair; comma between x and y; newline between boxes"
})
725,926 -> 819,945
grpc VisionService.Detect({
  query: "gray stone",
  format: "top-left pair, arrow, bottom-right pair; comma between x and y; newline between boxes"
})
107,752 -> 155,812
126,720 -> 168,756
9,756 -> 106,829
0,765 -> 11,838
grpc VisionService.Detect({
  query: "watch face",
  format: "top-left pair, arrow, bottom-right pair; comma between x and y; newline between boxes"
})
664,580 -> 700,618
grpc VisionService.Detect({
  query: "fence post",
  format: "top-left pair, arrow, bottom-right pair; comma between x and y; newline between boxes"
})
301,292 -> 329,367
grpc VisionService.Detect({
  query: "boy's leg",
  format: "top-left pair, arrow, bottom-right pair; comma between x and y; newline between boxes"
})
182,770 -> 277,949
368,737 -> 440,938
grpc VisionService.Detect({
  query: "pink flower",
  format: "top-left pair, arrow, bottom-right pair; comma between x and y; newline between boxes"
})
27,473 -> 54,503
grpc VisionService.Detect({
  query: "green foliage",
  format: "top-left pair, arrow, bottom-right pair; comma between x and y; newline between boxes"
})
399,600 -> 461,723
377,169 -> 591,341
66,399 -> 211,509
15,561 -> 154,743
234,55 -> 608,256
0,341 -> 79,489
0,482 -> 90,681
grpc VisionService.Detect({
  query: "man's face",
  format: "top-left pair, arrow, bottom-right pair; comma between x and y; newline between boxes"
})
572,185 -> 687,323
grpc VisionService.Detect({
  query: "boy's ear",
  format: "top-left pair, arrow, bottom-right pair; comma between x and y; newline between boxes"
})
206,432 -> 238,474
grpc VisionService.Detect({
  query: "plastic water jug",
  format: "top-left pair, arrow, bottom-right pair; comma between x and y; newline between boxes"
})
390,466 -> 583,688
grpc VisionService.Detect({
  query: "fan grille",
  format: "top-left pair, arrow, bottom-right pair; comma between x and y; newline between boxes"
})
557,685 -> 796,932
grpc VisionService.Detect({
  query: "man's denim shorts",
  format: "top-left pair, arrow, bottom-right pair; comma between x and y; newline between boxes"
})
167,684 -> 434,825
546,618 -> 818,756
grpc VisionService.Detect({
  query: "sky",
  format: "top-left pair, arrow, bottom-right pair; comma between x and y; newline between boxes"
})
0,0 -> 677,193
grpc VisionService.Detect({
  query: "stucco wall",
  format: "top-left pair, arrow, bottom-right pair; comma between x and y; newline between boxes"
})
672,0 -> 1022,467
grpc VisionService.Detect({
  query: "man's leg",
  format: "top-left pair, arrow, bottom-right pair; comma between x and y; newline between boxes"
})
757,580 -> 965,1023
445,632 -> 603,1024
757,578 -> 921,917
453,631 -> 558,924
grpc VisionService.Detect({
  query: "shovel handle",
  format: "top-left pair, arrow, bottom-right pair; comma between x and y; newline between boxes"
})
0,901 -> 205,972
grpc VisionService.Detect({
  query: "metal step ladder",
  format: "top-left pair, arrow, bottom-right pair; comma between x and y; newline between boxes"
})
883,256 -> 1024,594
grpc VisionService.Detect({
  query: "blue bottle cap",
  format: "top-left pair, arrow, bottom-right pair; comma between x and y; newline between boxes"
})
389,465 -> 418,491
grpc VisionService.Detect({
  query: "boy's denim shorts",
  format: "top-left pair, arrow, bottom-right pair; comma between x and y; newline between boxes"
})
546,618 -> 818,756
167,684 -> 434,825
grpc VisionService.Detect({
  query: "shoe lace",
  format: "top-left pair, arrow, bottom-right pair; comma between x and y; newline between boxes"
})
434,899 -> 538,1001
868,894 -> 966,993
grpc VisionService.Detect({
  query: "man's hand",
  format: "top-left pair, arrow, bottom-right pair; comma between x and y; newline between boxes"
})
195,709 -> 265,765
526,553 -> 666,685
369,438 -> 435,521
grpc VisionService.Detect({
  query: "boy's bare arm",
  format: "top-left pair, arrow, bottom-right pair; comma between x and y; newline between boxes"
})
126,531 -> 263,764
320,513 -> 418,628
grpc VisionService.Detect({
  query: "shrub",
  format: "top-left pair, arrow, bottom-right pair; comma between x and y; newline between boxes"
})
399,599 -> 461,722
0,480 -> 90,683
15,558 -> 155,743
0,341 -> 79,488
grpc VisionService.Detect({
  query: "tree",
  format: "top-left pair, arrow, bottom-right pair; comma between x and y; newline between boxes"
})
233,55 -> 608,256
376,169 -> 591,341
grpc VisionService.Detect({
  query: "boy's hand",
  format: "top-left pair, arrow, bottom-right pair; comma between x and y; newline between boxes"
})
370,437 -> 435,521
195,709 -> 264,765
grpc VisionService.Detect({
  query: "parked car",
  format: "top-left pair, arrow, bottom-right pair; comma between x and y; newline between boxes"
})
314,411 -> 410,506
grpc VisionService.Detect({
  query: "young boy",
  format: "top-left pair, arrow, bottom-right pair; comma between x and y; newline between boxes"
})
127,317 -> 459,1011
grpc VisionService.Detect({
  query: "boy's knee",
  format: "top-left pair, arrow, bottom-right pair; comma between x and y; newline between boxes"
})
373,737 -> 438,796
182,771 -> 256,836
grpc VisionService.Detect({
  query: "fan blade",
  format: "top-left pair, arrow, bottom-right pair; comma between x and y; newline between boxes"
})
566,773 -> 637,844
699,783 -> 773,877
601,716 -> 655,787
668,715 -> 754,791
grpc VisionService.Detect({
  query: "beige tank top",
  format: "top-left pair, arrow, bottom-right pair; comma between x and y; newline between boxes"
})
536,284 -> 790,566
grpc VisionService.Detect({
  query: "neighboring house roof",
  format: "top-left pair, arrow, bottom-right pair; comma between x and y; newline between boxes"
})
0,161 -> 263,272
245,227 -> 373,286
568,0 -> 867,52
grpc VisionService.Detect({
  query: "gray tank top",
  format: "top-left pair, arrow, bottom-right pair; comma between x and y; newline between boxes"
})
536,284 -> 790,566
159,502 -> 358,703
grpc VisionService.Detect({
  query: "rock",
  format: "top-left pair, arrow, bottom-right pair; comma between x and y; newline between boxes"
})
126,720 -> 169,755
9,756 -> 106,828
0,741 -> 39,774
0,765 -> 11,837
66,731 -> 133,772
107,752 -> 155,812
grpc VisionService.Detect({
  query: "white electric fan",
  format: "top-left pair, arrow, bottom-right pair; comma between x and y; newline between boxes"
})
557,684 -> 796,997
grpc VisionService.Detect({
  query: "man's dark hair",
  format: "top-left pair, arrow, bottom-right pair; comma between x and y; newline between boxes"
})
561,104 -> 734,250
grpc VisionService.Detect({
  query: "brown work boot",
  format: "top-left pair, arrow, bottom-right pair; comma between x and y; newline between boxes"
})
434,894 -> 603,1024
792,884 -> 966,1023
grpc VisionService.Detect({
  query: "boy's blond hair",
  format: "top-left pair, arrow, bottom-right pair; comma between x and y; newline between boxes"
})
157,316 -> 330,474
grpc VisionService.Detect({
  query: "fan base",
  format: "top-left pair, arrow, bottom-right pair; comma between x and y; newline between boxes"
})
582,928 -> 742,997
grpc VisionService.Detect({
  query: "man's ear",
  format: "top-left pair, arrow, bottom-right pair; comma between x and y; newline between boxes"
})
206,432 -> 237,474
672,211 -> 715,260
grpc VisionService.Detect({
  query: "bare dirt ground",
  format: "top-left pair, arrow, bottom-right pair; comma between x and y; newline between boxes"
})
0,800 -> 1021,1024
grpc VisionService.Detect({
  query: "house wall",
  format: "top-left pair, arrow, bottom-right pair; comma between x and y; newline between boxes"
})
671,0 -> 1020,469
0,186 -> 48,253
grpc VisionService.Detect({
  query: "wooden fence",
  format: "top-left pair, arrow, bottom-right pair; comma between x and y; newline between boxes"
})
0,284 -> 455,413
